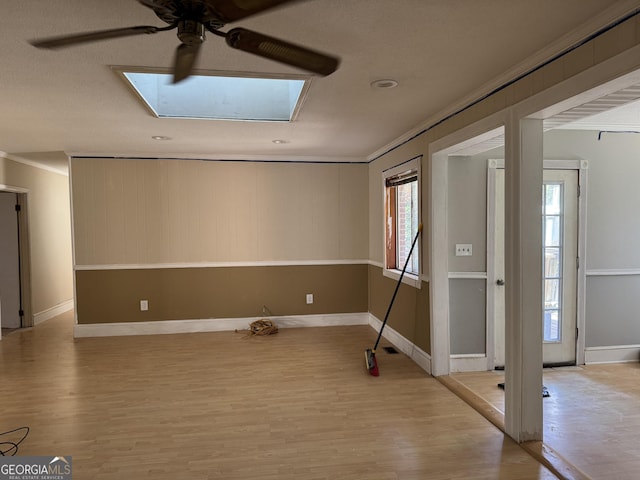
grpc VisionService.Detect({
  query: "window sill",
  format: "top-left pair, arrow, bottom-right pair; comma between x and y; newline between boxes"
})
383,269 -> 422,289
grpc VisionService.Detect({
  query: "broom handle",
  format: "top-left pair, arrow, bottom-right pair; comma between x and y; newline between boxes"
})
373,223 -> 423,351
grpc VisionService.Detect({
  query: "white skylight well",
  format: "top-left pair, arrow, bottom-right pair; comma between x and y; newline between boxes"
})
118,69 -> 310,122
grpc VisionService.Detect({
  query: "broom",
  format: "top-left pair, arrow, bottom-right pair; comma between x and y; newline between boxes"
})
366,223 -> 423,376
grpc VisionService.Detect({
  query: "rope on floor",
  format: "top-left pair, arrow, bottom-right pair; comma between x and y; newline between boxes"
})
236,319 -> 279,336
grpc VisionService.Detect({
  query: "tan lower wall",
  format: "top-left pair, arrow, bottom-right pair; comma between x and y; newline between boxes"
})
368,265 -> 430,353
76,264 -> 368,324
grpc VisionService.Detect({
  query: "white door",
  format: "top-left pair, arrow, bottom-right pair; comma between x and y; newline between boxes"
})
491,168 -> 578,366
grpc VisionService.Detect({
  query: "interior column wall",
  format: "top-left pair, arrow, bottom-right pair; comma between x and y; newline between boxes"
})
504,118 -> 544,443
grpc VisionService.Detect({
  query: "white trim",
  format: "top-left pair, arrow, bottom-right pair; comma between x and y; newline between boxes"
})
1,152 -> 69,176
33,299 -> 74,325
576,164 -> 589,366
77,259 -> 433,283
75,259 -> 370,271
448,272 -> 488,280
489,158 -> 505,169
586,269 -> 640,276
74,312 -> 369,338
382,269 -> 422,289
486,162 -> 498,370
368,314 -> 432,374
585,345 -> 640,364
369,260 -> 384,269
370,260 -> 431,284
69,156 -> 79,326
490,159 -> 585,170
410,344 -> 432,374
450,354 -> 489,373
542,159 -> 584,170
0,184 -> 29,194
429,150 -> 451,376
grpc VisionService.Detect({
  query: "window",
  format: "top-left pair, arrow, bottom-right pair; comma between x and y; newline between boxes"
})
116,69 -> 310,122
383,157 -> 421,286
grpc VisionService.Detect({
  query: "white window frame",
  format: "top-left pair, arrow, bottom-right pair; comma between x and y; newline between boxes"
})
382,156 -> 422,289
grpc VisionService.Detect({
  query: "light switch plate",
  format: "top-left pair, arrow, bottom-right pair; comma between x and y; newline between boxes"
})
455,244 -> 473,256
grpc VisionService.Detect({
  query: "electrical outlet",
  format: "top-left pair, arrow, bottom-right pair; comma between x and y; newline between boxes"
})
306,294 -> 313,304
140,300 -> 149,311
455,244 -> 473,256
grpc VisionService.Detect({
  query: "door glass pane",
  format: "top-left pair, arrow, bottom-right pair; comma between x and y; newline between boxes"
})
544,247 -> 560,277
544,278 -> 560,308
544,216 -> 561,247
544,310 -> 560,342
544,184 -> 561,215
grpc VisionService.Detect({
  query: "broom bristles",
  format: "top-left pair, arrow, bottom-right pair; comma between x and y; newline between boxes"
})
365,349 -> 379,376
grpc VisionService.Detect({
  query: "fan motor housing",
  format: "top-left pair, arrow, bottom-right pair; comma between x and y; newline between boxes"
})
178,20 -> 206,45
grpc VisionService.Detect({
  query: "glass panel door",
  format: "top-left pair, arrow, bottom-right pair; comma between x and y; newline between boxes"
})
541,170 -> 578,365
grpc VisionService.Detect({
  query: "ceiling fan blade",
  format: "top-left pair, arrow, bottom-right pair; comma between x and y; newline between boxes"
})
30,25 -> 167,49
172,43 -> 202,84
225,28 -> 339,76
206,0 -> 301,23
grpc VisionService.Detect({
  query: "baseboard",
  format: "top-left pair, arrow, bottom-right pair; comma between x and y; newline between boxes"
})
368,314 -> 432,374
585,344 -> 640,364
74,312 -> 369,338
33,299 -> 74,325
450,354 -> 489,372
411,344 -> 432,374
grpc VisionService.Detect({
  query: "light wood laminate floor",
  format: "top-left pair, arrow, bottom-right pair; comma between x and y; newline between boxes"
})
0,312 -> 557,479
453,364 -> 640,480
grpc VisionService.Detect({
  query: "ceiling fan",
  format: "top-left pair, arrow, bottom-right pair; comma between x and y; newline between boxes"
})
30,0 -> 340,83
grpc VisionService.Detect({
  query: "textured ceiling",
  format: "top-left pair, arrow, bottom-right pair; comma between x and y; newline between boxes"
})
1,0 -> 638,170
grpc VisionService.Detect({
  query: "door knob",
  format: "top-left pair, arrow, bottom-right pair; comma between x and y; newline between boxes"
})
496,279 -> 505,286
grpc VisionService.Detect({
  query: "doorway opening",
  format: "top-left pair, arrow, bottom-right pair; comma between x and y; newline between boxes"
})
0,188 -> 32,339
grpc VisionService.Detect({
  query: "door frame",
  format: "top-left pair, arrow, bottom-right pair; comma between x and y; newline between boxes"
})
487,159 -> 588,366
0,184 -> 33,334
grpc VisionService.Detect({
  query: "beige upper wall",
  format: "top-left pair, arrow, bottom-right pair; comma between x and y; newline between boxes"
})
71,158 -> 368,266
0,156 -> 73,315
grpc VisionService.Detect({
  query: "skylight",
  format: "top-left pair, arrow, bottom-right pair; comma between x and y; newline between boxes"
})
119,70 -> 309,122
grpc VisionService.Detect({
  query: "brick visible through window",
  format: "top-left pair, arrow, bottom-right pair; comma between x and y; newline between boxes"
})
385,169 -> 419,275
